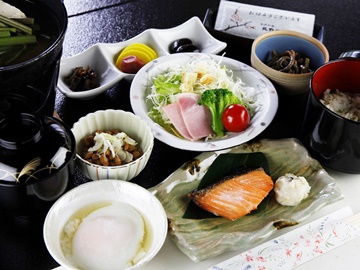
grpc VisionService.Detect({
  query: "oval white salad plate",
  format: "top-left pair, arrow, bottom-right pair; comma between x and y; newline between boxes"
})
130,53 -> 278,151
57,17 -> 227,100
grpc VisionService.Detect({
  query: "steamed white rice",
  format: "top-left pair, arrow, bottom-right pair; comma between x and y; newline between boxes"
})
320,89 -> 360,122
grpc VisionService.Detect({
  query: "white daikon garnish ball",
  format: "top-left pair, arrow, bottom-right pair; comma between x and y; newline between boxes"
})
71,202 -> 146,270
274,173 -> 311,206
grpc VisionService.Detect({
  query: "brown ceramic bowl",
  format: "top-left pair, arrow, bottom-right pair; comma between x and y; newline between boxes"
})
251,30 -> 329,95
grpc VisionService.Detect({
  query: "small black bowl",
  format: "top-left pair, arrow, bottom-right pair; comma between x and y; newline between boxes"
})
0,0 -> 68,118
0,113 -> 76,216
301,52 -> 360,173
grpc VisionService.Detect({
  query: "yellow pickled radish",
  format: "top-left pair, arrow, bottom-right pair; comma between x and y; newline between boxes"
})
116,43 -> 157,69
123,43 -> 157,59
117,49 -> 152,65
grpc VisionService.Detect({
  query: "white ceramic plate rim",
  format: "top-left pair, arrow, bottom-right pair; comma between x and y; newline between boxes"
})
130,53 -> 278,151
57,16 -> 227,100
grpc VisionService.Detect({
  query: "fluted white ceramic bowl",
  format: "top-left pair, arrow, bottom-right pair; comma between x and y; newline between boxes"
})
71,109 -> 154,181
44,180 -> 168,270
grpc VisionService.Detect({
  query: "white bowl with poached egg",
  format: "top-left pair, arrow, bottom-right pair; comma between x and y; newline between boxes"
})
43,180 -> 168,270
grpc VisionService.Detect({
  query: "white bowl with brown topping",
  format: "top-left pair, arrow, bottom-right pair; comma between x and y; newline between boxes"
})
71,109 -> 154,181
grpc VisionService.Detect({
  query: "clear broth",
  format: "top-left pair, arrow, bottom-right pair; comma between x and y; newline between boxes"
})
1,0 -> 60,66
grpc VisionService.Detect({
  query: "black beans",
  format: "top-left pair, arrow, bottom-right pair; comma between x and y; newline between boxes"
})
175,43 -> 200,53
169,38 -> 200,54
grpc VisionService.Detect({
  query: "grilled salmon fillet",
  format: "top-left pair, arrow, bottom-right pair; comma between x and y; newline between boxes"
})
188,167 -> 274,221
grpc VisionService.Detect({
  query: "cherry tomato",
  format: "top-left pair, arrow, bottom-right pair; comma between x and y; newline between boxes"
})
120,55 -> 145,74
222,104 -> 250,132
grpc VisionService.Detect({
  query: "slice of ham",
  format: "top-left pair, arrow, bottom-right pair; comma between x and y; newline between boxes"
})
162,102 -> 193,140
177,93 -> 214,140
163,93 -> 214,141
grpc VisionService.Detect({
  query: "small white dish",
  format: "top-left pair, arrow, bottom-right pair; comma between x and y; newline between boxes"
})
130,53 -> 278,151
57,17 -> 227,100
44,180 -> 168,270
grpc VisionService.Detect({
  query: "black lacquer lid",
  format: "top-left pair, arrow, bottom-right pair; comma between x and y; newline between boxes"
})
0,113 -> 74,184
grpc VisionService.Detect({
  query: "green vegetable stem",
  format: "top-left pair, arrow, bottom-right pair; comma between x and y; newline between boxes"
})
0,30 -> 11,38
0,14 -> 38,65
0,15 -> 33,35
0,35 -> 37,46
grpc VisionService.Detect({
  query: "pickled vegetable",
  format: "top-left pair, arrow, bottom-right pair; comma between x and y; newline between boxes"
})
120,55 -> 145,74
115,43 -> 157,72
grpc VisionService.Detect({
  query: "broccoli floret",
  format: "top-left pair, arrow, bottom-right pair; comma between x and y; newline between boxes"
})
198,88 -> 240,137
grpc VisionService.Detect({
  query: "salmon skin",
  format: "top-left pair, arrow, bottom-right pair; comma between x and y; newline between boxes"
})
188,167 -> 274,221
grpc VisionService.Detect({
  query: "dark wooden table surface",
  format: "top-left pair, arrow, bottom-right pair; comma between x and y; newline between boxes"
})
1,0 -> 359,269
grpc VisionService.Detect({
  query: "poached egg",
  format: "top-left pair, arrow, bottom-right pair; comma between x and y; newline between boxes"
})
70,202 -> 146,270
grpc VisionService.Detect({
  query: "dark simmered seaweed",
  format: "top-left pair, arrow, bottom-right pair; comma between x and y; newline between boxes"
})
267,50 -> 312,74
